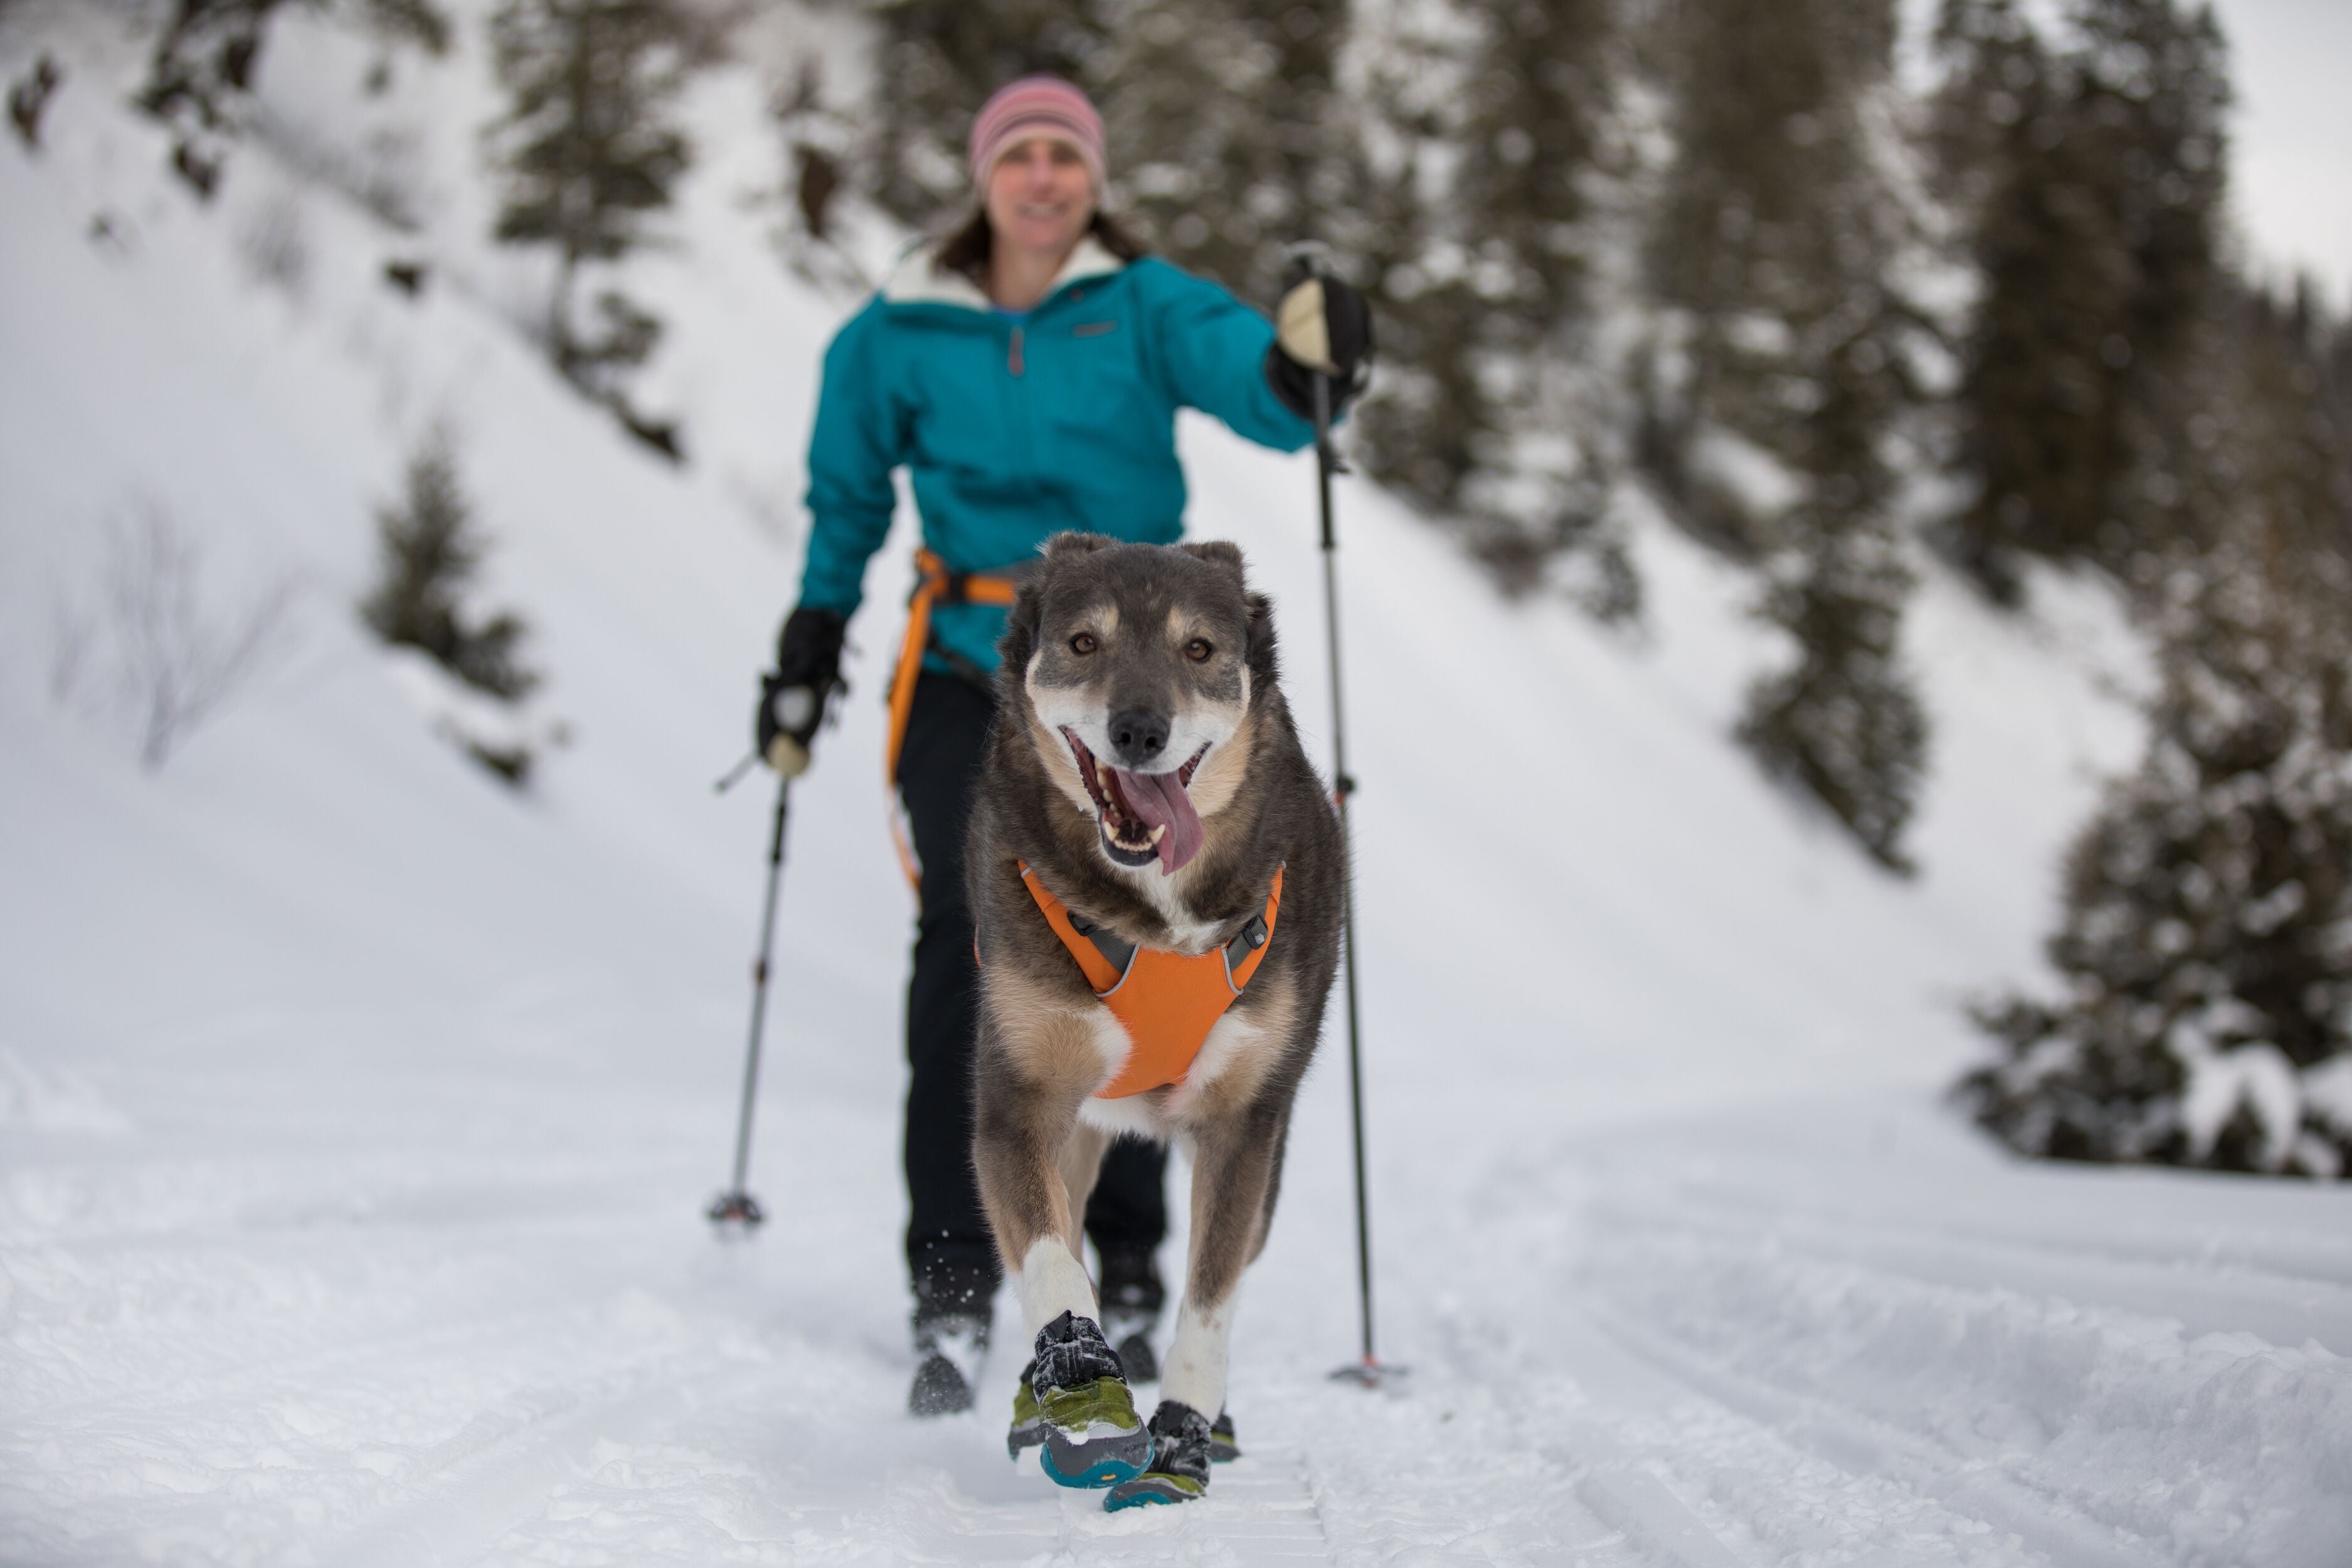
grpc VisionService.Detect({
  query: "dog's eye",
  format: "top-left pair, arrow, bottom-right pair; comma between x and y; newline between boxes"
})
1185,638 -> 1213,663
1070,632 -> 1098,655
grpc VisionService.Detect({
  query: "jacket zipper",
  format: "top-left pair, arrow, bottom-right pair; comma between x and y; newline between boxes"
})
1008,325 -> 1024,377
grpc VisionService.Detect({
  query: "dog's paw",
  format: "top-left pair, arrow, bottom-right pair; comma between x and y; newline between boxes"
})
1104,1468 -> 1207,1508
1040,1409 -> 1153,1489
1103,1399 -> 1213,1508
1027,1312 -> 1152,1486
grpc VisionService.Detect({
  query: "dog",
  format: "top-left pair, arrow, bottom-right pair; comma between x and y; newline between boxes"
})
966,532 -> 1343,1509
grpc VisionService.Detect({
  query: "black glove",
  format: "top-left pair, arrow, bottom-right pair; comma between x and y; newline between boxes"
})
756,607 -> 846,776
1266,258 -> 1374,423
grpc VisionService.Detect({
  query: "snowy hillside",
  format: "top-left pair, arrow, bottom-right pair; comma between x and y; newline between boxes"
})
3,8 -> 2348,1565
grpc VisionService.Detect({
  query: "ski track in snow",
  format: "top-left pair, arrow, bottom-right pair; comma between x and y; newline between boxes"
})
4,7 -> 2350,1565
10,1078 -> 2347,1565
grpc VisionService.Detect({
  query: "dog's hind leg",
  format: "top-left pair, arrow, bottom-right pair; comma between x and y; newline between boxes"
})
1248,1106 -> 1293,1268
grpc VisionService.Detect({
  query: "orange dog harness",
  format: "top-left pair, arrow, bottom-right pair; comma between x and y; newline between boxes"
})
1018,862 -> 1285,1098
886,548 -> 1024,887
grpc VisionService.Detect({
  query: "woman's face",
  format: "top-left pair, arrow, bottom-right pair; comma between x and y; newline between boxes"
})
983,135 -> 1095,265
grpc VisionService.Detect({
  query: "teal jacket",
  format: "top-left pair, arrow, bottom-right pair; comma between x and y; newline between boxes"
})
797,238 -> 1316,675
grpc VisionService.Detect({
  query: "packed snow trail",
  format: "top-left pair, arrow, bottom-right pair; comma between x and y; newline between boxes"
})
8,1031 -> 2346,1565
4,9 -> 2349,1565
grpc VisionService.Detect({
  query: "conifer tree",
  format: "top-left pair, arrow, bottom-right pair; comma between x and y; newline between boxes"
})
1088,0 -> 1350,300
1932,0 -> 2228,598
1647,0 -> 1930,864
486,0 -> 690,389
1737,322 -> 1929,870
1931,0 -> 2104,600
361,435 -> 539,702
1964,289 -> 2352,1177
1352,0 -> 1628,607
1646,0 -> 1897,491
1454,0 -> 1607,331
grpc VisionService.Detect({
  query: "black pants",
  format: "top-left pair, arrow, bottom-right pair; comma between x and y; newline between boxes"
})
897,670 -> 1166,1316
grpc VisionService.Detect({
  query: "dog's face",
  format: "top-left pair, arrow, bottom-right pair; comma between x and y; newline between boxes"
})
1009,536 -> 1272,876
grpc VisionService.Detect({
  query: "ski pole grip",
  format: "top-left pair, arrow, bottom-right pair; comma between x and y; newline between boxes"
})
1283,239 -> 1337,282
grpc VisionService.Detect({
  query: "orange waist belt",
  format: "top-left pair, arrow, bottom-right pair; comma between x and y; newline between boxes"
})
887,548 -> 1022,889
1017,861 -> 1285,1098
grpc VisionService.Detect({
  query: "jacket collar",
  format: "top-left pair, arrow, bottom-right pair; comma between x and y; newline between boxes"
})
881,235 -> 1126,312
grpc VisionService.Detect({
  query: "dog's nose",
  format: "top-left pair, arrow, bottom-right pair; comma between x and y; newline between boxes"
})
1107,709 -> 1170,767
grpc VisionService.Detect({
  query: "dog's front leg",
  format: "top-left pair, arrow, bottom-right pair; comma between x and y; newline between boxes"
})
1096,1104 -> 1279,1507
1161,1104 -> 1280,1422
977,1003 -> 1157,1490
972,1007 -> 1109,1337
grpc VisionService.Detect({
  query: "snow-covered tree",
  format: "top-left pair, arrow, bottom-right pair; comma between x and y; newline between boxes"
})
485,0 -> 690,390
1964,289 -> 2352,1177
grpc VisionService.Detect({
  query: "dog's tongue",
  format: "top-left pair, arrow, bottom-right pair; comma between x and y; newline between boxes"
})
1111,766 -> 1204,874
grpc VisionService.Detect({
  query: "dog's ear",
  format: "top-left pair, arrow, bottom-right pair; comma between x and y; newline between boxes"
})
1178,539 -> 1245,580
997,580 -> 1044,686
1244,590 -> 1279,689
1041,531 -> 1114,564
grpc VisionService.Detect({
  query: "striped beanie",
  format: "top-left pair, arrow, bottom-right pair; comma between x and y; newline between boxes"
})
968,75 -> 1107,194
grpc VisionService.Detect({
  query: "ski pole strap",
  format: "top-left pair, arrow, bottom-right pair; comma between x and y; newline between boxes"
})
886,548 -> 1027,889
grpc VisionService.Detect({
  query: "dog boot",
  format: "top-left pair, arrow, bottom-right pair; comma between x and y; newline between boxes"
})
908,1263 -> 996,1417
1006,1358 -> 1049,1459
1209,1407 -> 1241,1463
908,1310 -> 987,1417
1104,1399 -> 1214,1510
1097,1248 -> 1165,1384
1029,1311 -> 1153,1488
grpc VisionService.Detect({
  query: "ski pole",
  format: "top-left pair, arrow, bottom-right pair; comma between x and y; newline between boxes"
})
1290,245 -> 1398,1388
708,771 -> 792,1227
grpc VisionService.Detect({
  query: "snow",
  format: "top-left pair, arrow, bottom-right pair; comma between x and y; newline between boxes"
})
3,8 -> 2348,1565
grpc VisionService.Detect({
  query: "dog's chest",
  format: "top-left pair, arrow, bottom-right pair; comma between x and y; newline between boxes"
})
1115,870 -> 1226,953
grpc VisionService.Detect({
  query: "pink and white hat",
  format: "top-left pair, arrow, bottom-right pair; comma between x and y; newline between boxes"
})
968,75 -> 1107,194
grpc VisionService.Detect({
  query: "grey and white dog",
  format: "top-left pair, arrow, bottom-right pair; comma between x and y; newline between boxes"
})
967,532 -> 1343,1503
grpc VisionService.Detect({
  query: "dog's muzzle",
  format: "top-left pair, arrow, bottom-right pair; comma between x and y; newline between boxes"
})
1063,728 -> 1210,874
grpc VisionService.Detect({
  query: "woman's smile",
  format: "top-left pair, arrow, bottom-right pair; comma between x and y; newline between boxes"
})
987,137 -> 1094,263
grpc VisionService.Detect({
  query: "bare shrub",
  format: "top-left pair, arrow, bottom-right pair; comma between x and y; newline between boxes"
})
47,597 -> 93,707
237,186 -> 311,298
55,499 -> 297,770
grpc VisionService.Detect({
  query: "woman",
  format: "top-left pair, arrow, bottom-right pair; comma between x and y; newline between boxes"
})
755,76 -> 1369,1416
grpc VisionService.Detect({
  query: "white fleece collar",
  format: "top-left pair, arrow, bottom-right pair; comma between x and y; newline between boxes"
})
881,235 -> 1126,311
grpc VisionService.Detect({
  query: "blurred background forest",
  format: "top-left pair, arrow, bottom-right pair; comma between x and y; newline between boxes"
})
10,0 -> 2351,1179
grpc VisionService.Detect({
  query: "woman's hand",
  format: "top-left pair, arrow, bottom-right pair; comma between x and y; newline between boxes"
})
757,607 -> 847,776
1266,262 -> 1374,421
